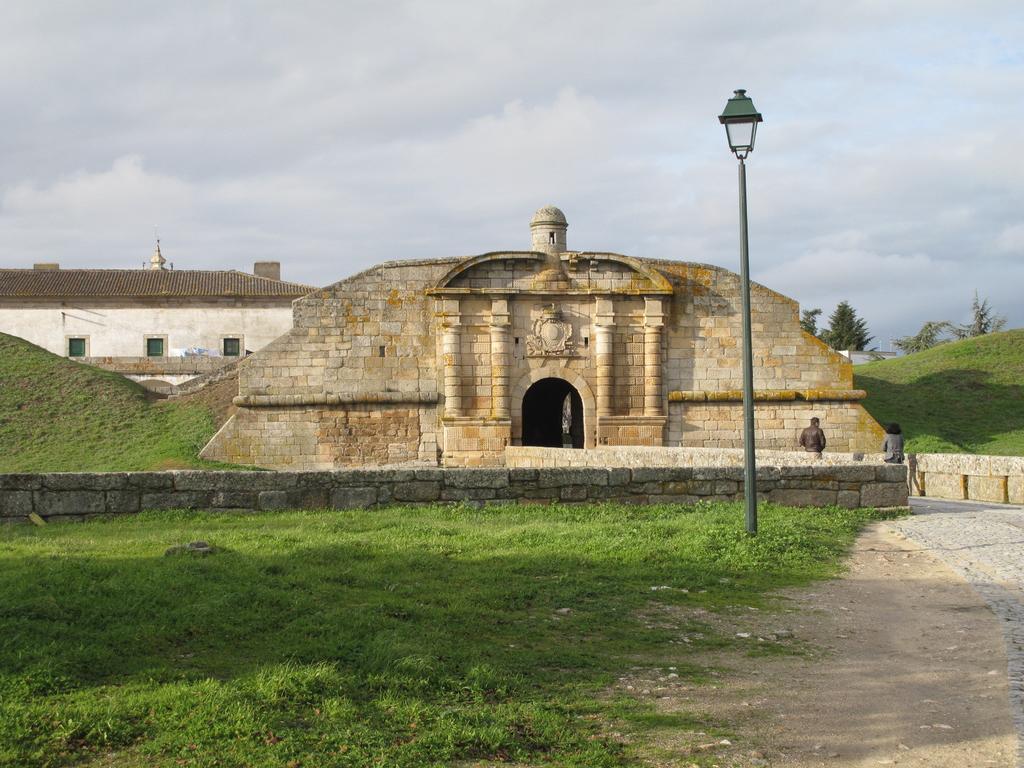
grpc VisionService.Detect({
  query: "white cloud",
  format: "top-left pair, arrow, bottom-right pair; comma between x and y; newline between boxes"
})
3,156 -> 191,221
995,224 -> 1024,254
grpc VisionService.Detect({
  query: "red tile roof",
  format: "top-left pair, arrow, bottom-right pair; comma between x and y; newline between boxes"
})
0,269 -> 315,299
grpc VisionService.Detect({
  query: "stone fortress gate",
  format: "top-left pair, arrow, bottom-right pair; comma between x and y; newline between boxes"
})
202,206 -> 882,468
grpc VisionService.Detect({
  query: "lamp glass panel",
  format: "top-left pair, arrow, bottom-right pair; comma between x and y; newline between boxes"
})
725,120 -> 756,151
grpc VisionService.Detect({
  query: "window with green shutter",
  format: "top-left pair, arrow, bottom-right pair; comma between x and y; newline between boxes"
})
223,337 -> 241,356
146,337 -> 164,357
68,338 -> 86,357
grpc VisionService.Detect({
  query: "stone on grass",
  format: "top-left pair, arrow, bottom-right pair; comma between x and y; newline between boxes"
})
165,540 -> 219,557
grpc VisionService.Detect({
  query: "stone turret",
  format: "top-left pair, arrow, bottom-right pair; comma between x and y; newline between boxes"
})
530,205 -> 568,253
149,240 -> 167,271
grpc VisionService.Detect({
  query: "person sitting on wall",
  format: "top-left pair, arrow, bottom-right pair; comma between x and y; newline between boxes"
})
799,417 -> 827,458
882,423 -> 905,464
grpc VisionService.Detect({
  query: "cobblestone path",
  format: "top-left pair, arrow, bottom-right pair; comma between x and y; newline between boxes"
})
892,498 -> 1024,767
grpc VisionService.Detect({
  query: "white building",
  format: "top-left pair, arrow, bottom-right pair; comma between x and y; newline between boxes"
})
0,244 -> 314,387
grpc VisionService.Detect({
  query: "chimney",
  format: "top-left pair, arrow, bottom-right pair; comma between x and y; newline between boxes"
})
253,261 -> 281,281
33,263 -> 60,270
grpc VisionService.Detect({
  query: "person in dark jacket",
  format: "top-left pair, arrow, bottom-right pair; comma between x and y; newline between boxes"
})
882,423 -> 905,463
798,417 -> 827,458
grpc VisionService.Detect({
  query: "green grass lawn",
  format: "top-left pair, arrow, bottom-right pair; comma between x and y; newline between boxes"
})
856,328 -> 1024,455
0,502 -> 898,767
0,333 -> 225,472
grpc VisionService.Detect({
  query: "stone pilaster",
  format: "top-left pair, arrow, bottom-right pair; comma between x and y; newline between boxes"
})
489,297 -> 511,419
644,296 -> 665,417
441,299 -> 462,418
594,297 -> 615,417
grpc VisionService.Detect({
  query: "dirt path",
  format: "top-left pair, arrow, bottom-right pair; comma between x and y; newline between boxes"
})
618,522 -> 1019,766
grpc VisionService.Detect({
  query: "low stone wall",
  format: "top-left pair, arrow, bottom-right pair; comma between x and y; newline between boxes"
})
908,453 -> 1024,504
170,358 -> 243,396
667,399 -> 883,453
507,445 -> 887,468
0,465 -> 907,524
79,356 -> 232,376
76,356 -> 237,392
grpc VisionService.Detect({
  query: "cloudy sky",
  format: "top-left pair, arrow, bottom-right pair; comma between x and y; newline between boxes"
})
1,1 -> 1021,345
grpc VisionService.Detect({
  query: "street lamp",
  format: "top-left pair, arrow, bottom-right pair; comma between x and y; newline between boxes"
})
719,88 -> 763,535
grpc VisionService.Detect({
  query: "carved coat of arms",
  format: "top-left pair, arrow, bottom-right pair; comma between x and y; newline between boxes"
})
526,305 -> 575,356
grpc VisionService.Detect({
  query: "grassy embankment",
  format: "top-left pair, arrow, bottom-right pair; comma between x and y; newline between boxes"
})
0,333 -> 225,472
856,328 -> 1024,455
0,502 -> 898,767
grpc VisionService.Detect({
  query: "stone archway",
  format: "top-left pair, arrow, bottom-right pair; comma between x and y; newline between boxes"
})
521,378 -> 584,448
511,366 -> 596,448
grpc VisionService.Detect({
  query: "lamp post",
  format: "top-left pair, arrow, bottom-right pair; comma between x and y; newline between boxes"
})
719,88 -> 763,536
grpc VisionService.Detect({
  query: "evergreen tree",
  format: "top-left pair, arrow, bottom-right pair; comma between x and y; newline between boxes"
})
800,308 -> 822,337
893,320 -> 951,354
821,301 -> 873,351
950,291 -> 1006,339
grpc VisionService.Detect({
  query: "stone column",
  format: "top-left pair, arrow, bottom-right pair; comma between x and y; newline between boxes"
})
441,299 -> 463,418
489,297 -> 511,419
594,297 -> 615,417
644,297 -> 665,417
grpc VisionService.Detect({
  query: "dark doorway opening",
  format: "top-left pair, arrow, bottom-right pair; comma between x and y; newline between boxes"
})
522,378 -> 584,448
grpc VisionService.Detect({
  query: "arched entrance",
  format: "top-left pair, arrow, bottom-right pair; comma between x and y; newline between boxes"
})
521,378 -> 584,448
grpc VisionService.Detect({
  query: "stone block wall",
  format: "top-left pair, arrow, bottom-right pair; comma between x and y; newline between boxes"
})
202,401 -> 437,468
655,261 -> 852,394
506,445 -> 888,469
442,419 -> 511,467
0,464 -> 908,524
80,356 -> 231,376
204,260 -> 457,467
170,358 -> 244,396
908,453 -> 1024,504
597,416 -> 666,446
237,259 -> 456,398
667,400 -> 884,453
651,261 -> 880,452
610,300 -> 648,415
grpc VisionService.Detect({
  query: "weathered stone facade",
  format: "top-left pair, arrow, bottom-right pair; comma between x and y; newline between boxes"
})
202,206 -> 883,469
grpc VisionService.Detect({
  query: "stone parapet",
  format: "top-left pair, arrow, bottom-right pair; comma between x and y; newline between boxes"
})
170,358 -> 244,397
668,401 -> 883,453
0,464 -> 907,524
507,445 -> 887,468
907,453 -> 1024,504
668,388 -> 866,402
78,356 -> 233,375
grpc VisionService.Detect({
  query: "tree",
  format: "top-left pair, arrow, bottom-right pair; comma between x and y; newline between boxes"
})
800,308 -> 822,337
950,291 -> 1006,339
893,320 -> 951,354
820,301 -> 873,351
